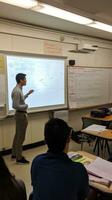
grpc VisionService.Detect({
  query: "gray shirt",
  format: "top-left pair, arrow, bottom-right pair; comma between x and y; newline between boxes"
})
11,85 -> 28,111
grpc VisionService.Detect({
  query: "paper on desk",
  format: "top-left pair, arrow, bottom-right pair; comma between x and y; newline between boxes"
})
68,152 -> 78,158
83,124 -> 106,132
89,174 -> 110,187
86,157 -> 112,182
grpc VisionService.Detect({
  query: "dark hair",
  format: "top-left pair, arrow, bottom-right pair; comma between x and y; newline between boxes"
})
0,155 -> 12,186
44,118 -> 72,153
69,60 -> 75,66
16,73 -> 26,84
0,155 -> 26,200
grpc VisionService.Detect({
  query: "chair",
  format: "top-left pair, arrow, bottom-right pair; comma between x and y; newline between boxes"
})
81,117 -> 96,150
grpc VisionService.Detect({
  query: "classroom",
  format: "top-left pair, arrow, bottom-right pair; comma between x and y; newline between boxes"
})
0,1 -> 112,200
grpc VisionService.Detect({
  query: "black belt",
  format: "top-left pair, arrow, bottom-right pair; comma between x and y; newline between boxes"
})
16,111 -> 27,113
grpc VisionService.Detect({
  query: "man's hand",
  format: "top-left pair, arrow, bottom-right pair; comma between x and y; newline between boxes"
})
28,90 -> 34,95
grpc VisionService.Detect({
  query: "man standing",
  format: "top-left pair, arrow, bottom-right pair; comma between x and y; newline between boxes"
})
11,73 -> 34,164
31,118 -> 89,200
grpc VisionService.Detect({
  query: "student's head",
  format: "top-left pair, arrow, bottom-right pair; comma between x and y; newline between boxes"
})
0,155 -> 22,199
44,118 -> 72,153
0,155 -> 11,185
16,73 -> 26,85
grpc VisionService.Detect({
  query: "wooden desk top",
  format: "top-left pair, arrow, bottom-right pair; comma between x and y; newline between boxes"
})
72,151 -> 112,193
81,129 -> 112,140
82,114 -> 112,122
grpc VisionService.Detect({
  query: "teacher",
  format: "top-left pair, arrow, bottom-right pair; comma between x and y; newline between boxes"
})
11,73 -> 34,164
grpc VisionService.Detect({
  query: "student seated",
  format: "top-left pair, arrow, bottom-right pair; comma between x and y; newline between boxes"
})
31,118 -> 89,200
0,155 -> 27,200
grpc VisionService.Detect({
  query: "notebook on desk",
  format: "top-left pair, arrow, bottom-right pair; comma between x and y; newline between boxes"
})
86,157 -> 112,183
89,174 -> 110,187
82,124 -> 106,132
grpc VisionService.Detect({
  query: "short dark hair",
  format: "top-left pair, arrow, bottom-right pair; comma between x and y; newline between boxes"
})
44,118 -> 72,153
16,73 -> 26,84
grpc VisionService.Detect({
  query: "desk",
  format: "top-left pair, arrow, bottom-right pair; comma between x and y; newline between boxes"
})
81,127 -> 112,156
82,114 -> 112,129
69,151 -> 112,194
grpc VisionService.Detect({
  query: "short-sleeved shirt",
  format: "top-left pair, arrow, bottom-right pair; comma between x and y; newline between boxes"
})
31,151 -> 89,200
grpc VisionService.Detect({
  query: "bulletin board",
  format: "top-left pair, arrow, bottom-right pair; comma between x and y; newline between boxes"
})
0,55 -> 7,118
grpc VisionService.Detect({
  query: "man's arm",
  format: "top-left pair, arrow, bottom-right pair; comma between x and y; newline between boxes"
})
24,89 -> 34,99
12,91 -> 28,111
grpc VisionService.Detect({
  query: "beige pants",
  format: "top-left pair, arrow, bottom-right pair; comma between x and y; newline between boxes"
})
12,112 -> 28,160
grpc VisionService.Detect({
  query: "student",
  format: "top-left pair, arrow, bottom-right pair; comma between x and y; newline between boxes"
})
0,155 -> 27,200
11,73 -> 34,164
31,118 -> 89,200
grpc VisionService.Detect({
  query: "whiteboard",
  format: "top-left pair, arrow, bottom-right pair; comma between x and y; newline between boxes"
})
68,67 -> 112,109
6,55 -> 67,114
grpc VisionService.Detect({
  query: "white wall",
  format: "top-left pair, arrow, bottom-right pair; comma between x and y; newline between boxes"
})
0,20 -> 112,150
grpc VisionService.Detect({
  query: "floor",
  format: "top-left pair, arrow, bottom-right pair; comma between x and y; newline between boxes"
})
3,139 -> 110,198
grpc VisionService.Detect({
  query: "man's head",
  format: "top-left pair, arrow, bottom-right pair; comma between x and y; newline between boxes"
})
16,73 -> 26,86
44,118 -> 72,153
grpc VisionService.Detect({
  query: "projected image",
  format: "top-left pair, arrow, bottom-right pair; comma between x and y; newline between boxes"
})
7,55 -> 66,112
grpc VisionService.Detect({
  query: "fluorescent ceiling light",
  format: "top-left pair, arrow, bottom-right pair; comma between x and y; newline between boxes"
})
88,21 -> 112,33
32,3 -> 112,33
32,3 -> 93,25
0,0 -> 37,9
1,1 -> 111,33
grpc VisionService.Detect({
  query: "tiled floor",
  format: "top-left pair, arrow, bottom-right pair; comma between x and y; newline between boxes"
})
3,139 -> 110,198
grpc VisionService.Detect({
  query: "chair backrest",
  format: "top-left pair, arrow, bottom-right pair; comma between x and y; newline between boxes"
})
82,117 -> 101,129
108,122 -> 112,129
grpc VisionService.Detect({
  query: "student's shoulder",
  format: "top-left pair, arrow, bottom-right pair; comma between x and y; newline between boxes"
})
11,177 -> 27,200
71,160 -> 87,173
32,153 -> 47,164
70,162 -> 88,183
14,178 -> 25,190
